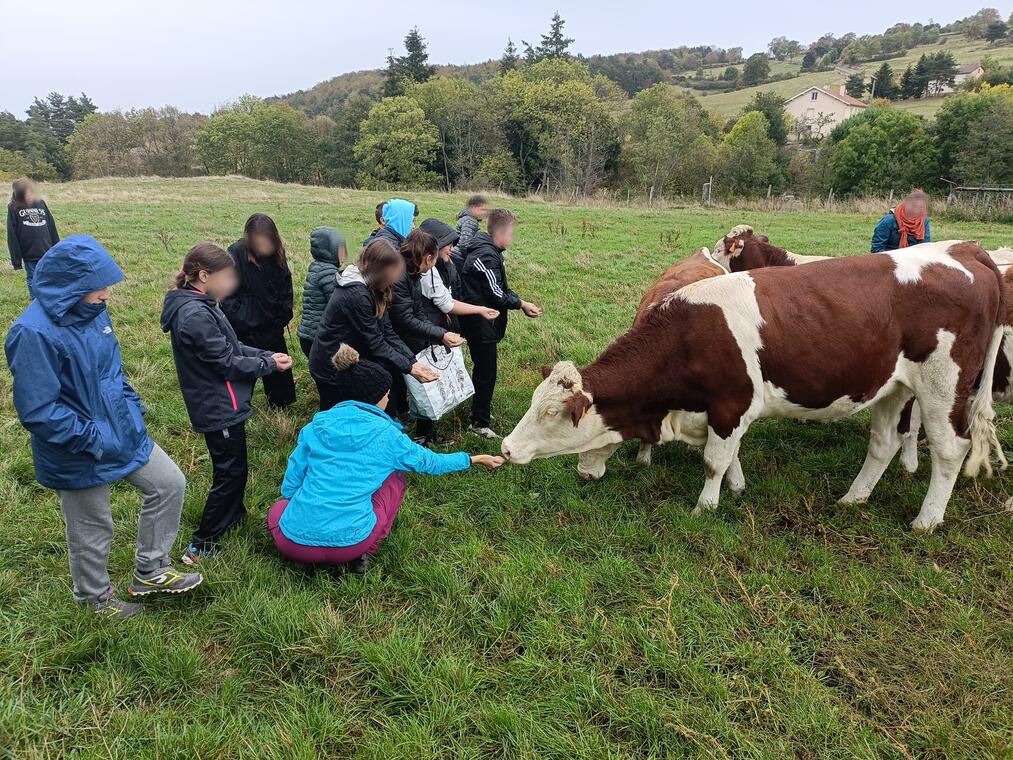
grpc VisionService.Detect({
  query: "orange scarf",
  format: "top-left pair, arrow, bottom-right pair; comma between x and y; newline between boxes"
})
893,202 -> 926,248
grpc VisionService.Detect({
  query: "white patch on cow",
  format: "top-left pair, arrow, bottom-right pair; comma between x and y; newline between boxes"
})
988,247 -> 1013,267
787,253 -> 833,264
883,240 -> 974,285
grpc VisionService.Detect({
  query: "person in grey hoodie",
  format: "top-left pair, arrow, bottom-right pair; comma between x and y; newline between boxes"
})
297,227 -> 347,358
451,195 -> 487,265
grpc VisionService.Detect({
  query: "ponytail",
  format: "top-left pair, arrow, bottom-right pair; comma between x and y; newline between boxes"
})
176,242 -> 234,289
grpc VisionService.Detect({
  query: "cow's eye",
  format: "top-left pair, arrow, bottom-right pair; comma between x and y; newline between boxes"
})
543,408 -> 558,418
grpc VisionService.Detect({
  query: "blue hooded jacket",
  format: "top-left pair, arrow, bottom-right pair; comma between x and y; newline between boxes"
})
4,235 -> 153,490
279,400 -> 470,546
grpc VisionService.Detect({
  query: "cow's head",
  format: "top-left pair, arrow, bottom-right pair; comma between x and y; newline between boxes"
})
711,225 -> 756,268
501,361 -> 621,465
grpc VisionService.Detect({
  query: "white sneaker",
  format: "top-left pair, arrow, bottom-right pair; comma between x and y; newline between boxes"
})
469,425 -> 501,439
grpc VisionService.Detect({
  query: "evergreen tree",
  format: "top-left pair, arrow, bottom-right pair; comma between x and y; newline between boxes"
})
845,73 -> 866,99
801,49 -> 817,71
500,38 -> 520,73
869,62 -> 898,100
923,51 -> 957,94
384,28 -> 437,97
535,12 -> 574,60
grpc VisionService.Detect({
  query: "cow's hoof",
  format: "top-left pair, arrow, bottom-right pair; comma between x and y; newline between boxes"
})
838,493 -> 868,506
577,470 -> 600,482
635,450 -> 652,466
691,501 -> 717,517
911,516 -> 942,534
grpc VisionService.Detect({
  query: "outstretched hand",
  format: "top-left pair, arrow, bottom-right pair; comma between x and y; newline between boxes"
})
272,353 -> 293,371
471,454 -> 505,469
521,301 -> 543,318
410,362 -> 439,383
443,332 -> 466,348
480,307 -> 500,321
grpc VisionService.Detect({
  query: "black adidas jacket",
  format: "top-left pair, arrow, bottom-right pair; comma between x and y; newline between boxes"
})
457,232 -> 521,343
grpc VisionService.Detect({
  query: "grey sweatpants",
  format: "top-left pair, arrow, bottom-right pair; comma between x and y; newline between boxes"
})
57,444 -> 186,604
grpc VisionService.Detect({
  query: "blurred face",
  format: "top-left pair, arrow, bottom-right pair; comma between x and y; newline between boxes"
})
382,259 -> 405,288
473,204 -> 488,220
24,186 -> 36,205
376,392 -> 390,411
80,287 -> 112,305
905,197 -> 928,217
491,221 -> 516,250
437,244 -> 453,262
197,266 -> 239,302
249,233 -> 276,257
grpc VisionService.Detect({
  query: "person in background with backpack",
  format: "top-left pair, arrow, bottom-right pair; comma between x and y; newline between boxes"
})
161,243 -> 293,566
458,209 -> 542,439
267,369 -> 503,574
7,178 -> 60,298
5,235 -> 201,620
221,213 -> 296,409
297,227 -> 346,358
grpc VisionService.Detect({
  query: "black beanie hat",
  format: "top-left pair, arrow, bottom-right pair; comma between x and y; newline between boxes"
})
419,218 -> 459,250
330,344 -> 393,406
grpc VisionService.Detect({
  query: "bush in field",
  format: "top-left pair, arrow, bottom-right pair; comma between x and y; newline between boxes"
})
935,85 -> 1013,186
828,109 -> 937,195
353,97 -> 440,189
0,147 -> 58,182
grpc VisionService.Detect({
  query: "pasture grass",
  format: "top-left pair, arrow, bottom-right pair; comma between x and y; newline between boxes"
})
2,177 -> 1013,759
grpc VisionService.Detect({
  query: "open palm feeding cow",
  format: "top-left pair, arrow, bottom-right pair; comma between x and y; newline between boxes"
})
502,241 -> 1006,532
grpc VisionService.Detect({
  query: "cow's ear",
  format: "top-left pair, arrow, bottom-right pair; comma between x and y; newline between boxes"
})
564,392 -> 592,427
540,364 -> 553,379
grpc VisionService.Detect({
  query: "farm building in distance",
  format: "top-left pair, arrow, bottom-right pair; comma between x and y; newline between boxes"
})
939,62 -> 984,93
783,85 -> 867,140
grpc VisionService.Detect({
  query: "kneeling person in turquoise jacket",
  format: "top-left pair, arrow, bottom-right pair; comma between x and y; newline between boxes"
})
268,359 -> 503,572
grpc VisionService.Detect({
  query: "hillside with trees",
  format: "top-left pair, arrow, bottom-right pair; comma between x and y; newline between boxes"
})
2,8 -> 1011,206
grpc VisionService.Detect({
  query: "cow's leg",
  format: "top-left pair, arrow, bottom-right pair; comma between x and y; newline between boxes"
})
577,442 -> 622,481
692,425 -> 748,517
912,398 -> 970,533
636,442 -> 653,466
840,390 -> 910,505
899,399 -> 921,475
724,446 -> 746,495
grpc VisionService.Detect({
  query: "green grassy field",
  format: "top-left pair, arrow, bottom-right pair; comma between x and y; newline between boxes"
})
2,177 -> 1013,759
695,35 -> 1013,120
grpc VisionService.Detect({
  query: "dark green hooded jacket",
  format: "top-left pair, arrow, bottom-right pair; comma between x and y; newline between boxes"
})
297,227 -> 346,341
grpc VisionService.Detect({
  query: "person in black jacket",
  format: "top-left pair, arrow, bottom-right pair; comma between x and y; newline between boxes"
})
7,178 -> 60,299
220,214 -> 296,409
458,209 -> 542,438
309,238 -> 438,413
161,243 -> 293,565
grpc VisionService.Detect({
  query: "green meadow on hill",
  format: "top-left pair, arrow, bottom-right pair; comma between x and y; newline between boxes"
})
2,177 -> 1013,759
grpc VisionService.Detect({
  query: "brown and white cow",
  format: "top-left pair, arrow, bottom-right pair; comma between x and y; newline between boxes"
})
503,241 -> 1006,532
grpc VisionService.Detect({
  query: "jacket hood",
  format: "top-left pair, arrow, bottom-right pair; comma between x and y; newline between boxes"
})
337,263 -> 366,287
160,287 -> 214,332
313,400 -> 400,451
382,199 -> 415,240
311,227 -> 345,265
457,208 -> 472,220
419,218 -> 459,249
32,235 -> 125,324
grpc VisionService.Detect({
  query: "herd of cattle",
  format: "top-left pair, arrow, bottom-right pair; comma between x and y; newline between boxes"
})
501,227 -> 1013,533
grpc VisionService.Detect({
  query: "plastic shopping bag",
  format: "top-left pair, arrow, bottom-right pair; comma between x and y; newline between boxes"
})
404,345 -> 474,420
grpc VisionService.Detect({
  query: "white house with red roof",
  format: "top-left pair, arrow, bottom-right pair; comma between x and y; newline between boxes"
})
784,84 -> 867,139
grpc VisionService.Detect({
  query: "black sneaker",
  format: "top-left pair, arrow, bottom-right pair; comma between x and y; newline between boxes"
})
347,555 -> 373,575
128,565 -> 203,597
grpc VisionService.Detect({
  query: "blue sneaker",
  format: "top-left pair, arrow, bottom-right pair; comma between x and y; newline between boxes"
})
180,543 -> 217,567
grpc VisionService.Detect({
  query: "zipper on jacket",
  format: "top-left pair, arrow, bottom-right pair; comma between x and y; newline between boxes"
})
226,380 -> 238,412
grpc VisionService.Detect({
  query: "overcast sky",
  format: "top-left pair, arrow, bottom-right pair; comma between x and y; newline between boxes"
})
1,0 -> 1004,115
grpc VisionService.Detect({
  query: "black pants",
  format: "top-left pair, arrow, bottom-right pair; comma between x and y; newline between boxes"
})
467,340 -> 498,427
192,422 -> 248,550
240,328 -> 296,409
299,337 -> 314,359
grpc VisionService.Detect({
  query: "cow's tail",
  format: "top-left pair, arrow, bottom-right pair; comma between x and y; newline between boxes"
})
964,325 -> 1006,478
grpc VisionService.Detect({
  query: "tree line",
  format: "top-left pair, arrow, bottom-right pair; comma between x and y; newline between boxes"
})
1,11 -> 1010,201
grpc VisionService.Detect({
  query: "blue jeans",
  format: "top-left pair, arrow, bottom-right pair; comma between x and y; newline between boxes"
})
24,259 -> 38,299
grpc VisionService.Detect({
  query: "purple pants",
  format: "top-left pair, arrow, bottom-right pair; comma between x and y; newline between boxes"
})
267,472 -> 406,564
